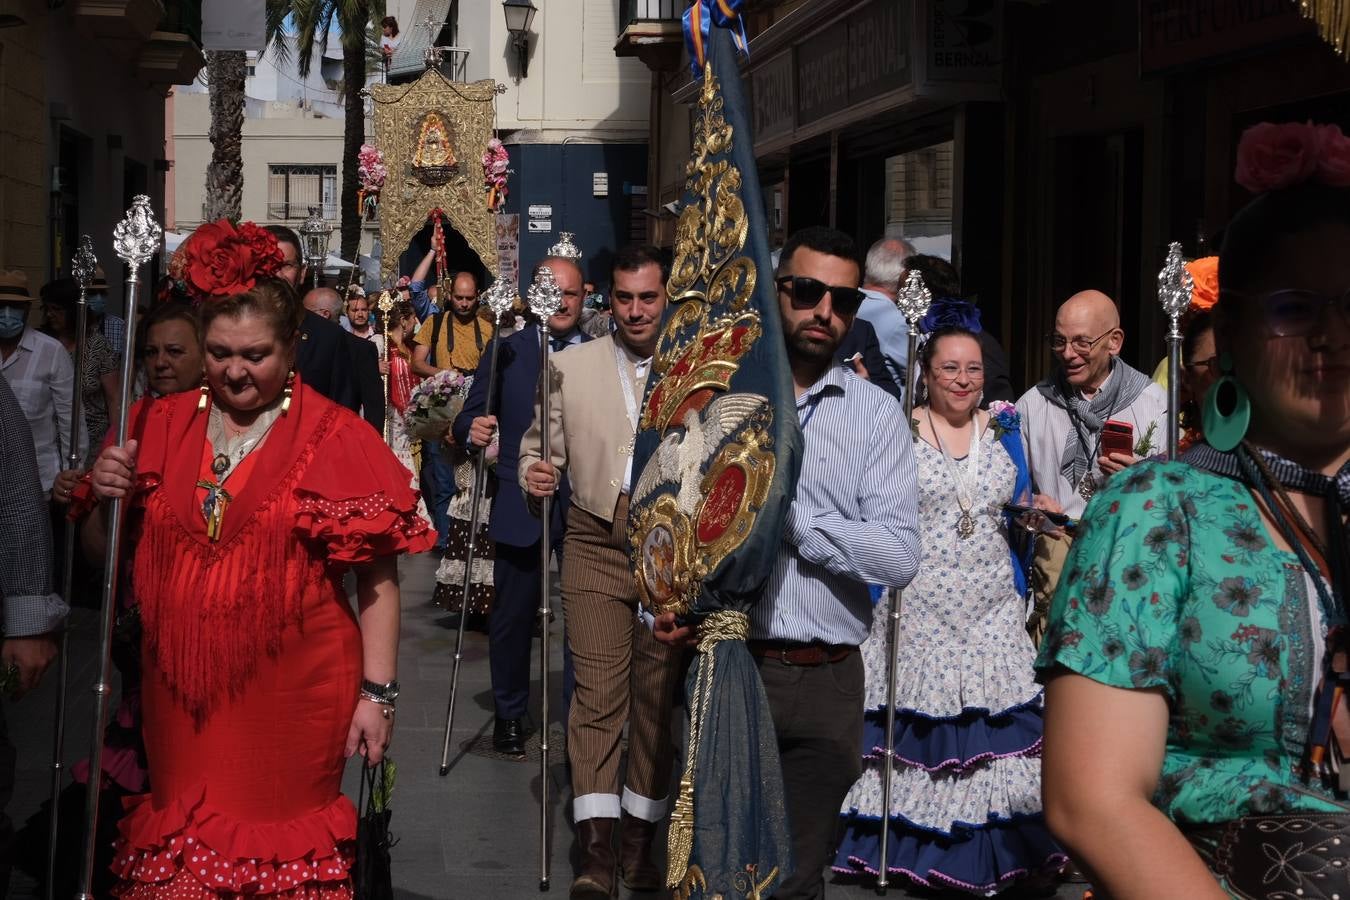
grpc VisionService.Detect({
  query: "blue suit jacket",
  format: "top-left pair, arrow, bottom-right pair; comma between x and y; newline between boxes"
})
452,326 -> 591,548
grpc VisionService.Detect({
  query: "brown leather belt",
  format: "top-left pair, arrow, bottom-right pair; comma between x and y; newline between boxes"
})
747,640 -> 857,667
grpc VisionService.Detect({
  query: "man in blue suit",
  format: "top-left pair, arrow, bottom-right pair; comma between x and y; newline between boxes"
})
452,254 -> 588,756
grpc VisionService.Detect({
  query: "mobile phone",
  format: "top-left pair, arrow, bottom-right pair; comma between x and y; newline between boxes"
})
1101,420 -> 1134,458
1003,504 -> 1071,527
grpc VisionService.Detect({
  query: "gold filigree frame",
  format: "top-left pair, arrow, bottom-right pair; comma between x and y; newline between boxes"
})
691,426 -> 775,574
370,70 -> 499,279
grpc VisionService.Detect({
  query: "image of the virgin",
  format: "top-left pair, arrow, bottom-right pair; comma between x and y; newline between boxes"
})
641,525 -> 676,601
412,111 -> 458,184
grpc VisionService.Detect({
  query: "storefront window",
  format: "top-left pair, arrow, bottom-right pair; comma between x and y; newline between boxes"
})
884,140 -> 953,259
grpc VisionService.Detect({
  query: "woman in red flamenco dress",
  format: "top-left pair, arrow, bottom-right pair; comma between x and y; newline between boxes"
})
82,266 -> 434,897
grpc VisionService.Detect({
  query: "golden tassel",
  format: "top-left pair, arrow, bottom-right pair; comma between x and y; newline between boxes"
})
664,611 -> 751,890
1300,0 -> 1350,59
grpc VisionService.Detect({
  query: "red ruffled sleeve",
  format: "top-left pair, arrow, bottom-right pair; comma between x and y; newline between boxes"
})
293,417 -> 435,565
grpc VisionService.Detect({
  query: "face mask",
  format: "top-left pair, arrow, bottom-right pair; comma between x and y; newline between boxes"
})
88,293 -> 107,315
0,307 -> 26,339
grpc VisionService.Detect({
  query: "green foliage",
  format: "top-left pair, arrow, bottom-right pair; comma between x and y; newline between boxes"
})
265,0 -> 387,78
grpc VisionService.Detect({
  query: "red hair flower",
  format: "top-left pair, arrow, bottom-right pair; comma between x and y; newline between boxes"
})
1313,123 -> 1350,187
172,219 -> 284,302
1235,122 -> 1319,194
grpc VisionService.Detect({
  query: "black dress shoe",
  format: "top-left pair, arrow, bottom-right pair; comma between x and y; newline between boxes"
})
493,717 -> 528,756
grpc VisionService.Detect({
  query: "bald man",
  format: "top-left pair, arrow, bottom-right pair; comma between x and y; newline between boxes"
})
1016,291 -> 1167,634
302,287 -> 385,433
1017,290 -> 1167,515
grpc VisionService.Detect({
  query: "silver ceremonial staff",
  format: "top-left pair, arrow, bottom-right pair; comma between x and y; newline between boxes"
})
438,276 -> 519,777
76,197 -> 161,900
46,235 -> 97,900
527,266 -> 564,891
1158,242 -> 1194,460
876,270 -> 932,893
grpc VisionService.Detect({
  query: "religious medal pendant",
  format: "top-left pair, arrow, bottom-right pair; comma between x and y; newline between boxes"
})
957,509 -> 975,539
211,453 -> 230,478
196,480 -> 231,542
1077,471 -> 1097,501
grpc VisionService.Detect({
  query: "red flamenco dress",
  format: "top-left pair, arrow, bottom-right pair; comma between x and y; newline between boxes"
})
103,378 -> 434,897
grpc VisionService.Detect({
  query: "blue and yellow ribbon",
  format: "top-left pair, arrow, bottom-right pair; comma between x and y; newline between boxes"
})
683,0 -> 749,76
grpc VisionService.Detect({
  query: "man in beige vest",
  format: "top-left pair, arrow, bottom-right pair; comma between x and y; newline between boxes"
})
521,245 -> 681,898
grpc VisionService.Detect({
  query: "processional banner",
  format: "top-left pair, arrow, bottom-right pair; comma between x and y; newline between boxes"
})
369,70 -> 500,279
627,11 -> 799,899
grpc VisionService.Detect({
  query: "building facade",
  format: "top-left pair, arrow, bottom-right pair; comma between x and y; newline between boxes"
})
620,0 -> 1350,393
2,0 -> 202,317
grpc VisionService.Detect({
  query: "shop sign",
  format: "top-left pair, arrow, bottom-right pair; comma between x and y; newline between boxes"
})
751,52 -> 794,141
925,0 -> 1002,83
796,0 -> 912,126
1140,0 -> 1314,73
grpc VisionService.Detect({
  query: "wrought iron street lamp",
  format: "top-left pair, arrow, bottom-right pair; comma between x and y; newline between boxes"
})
299,209 -> 334,290
503,0 -> 537,79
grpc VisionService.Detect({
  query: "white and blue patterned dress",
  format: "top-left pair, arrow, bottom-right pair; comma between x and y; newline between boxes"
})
834,426 -> 1065,894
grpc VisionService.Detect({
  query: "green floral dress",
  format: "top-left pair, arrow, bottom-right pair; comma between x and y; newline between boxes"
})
1034,460 -> 1344,823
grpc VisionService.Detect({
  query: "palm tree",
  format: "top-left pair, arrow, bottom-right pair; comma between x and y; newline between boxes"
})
203,50 -> 246,222
265,0 -> 385,262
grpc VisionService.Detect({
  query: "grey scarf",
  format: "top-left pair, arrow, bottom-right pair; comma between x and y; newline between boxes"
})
1035,357 -> 1153,487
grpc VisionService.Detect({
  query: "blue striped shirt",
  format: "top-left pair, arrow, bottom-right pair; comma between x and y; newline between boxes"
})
754,366 -> 920,645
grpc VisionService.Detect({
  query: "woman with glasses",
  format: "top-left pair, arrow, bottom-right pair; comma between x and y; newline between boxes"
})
1037,121 -> 1350,898
834,321 -> 1065,892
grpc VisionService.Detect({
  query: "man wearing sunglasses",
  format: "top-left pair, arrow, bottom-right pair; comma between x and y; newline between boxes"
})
670,226 -> 919,900
1016,290 -> 1168,632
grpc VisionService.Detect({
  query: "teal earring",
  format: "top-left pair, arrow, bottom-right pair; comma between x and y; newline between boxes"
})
1201,352 -> 1250,452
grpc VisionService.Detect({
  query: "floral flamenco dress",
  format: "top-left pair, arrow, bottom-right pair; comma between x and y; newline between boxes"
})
96,378 -> 433,897
834,422 -> 1065,893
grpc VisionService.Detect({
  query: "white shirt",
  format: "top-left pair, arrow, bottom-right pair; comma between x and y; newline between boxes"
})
1016,368 -> 1168,518
615,340 -> 650,494
0,327 -> 86,493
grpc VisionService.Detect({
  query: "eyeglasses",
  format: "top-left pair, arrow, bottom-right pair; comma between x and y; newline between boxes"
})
1221,288 -> 1350,338
1047,328 -> 1116,354
1185,355 -> 1219,376
933,363 -> 985,381
776,276 -> 866,317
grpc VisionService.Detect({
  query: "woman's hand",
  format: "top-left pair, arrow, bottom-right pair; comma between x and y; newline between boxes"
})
1031,493 -> 1068,540
90,440 -> 139,502
346,698 -> 393,766
53,469 -> 83,504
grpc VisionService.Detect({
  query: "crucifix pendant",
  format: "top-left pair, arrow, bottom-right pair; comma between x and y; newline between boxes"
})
196,479 -> 232,542
957,510 -> 975,539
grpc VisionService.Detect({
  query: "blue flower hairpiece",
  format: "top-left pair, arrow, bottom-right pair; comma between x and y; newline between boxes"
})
919,297 -> 983,336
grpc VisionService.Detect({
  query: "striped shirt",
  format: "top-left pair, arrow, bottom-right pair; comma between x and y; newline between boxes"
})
754,366 -> 921,645
0,327 -> 85,493
0,374 -> 67,637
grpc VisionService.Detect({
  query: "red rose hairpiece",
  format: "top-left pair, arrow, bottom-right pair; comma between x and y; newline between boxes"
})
167,219 -> 285,303
1235,121 -> 1350,194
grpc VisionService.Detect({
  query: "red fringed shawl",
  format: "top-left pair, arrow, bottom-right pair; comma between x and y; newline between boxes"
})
109,381 -> 432,726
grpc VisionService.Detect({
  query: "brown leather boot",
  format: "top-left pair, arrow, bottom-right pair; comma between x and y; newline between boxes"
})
618,812 -> 663,891
570,818 -> 618,899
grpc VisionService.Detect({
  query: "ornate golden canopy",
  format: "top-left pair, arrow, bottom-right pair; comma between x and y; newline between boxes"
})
369,69 -> 500,279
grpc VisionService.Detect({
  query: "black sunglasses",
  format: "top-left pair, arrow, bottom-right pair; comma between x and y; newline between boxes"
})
776,276 -> 865,317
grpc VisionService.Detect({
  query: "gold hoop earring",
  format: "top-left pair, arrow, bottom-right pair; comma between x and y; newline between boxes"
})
280,370 -> 296,415
196,379 -> 210,412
